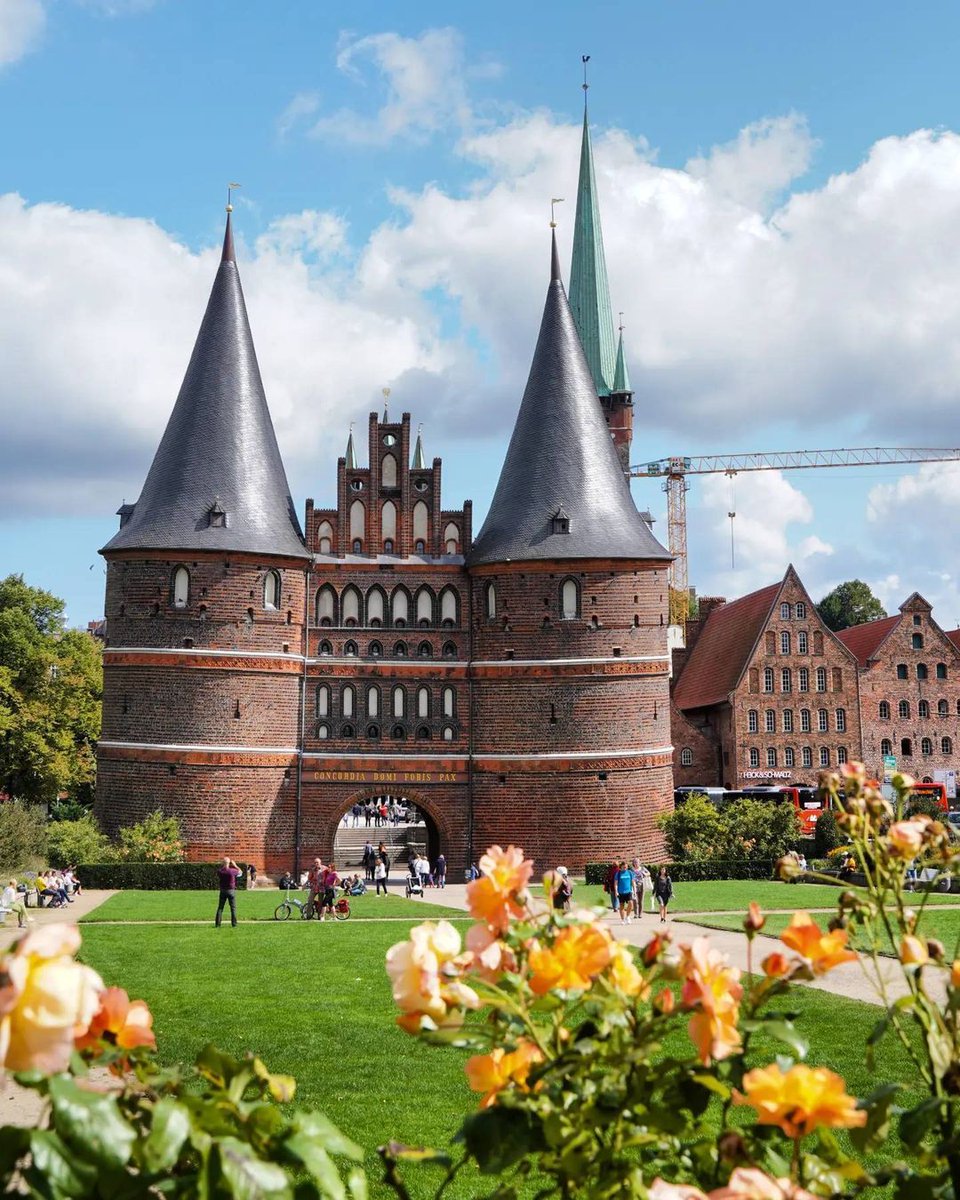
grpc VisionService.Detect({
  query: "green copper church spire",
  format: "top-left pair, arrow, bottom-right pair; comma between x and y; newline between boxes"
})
568,67 -> 617,398
345,426 -> 358,469
412,425 -> 426,469
613,320 -> 631,393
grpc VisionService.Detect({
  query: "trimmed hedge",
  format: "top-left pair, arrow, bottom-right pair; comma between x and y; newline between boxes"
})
585,859 -> 778,885
77,862 -> 248,890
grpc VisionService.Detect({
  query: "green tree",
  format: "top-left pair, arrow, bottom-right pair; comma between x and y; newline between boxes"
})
0,575 -> 102,805
47,815 -> 115,868
815,579 -> 887,632
0,801 -> 48,871
117,810 -> 184,862
813,808 -> 843,856
720,797 -> 801,861
658,793 -> 728,861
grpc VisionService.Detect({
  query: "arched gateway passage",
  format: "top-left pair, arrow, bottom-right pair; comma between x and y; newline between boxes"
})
330,791 -> 440,873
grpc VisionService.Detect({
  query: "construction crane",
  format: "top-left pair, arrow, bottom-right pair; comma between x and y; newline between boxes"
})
631,448 -> 960,628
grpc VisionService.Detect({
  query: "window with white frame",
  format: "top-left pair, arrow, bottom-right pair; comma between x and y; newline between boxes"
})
837,746 -> 848,764
818,708 -> 829,732
919,699 -> 930,718
781,668 -> 792,692
819,747 -> 830,767
749,748 -> 760,768
922,737 -> 933,756
943,736 -> 954,754
765,709 -> 776,733
836,708 -> 846,732
784,747 -> 795,767
748,710 -> 758,733
798,631 -> 808,654
783,710 -> 794,733
881,738 -> 893,756
680,748 -> 693,766
816,667 -> 827,692
798,667 -> 809,691
796,602 -> 806,618
802,747 -> 813,768
801,709 -> 811,732
781,631 -> 791,654
763,667 -> 775,692
899,700 -> 910,719
780,602 -> 791,619
263,570 -> 281,610
879,700 -> 890,719
767,748 -> 778,768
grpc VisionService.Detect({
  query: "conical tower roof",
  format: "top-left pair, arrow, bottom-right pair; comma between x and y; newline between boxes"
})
468,233 -> 669,568
613,327 -> 631,393
345,429 -> 358,469
412,428 -> 426,469
568,103 -> 617,397
101,213 -> 307,559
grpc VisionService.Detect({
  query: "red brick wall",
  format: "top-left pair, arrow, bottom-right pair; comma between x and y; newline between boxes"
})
671,705 -> 721,787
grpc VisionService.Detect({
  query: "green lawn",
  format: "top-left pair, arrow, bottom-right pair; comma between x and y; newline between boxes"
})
80,888 -> 466,923
74,905 -> 923,1197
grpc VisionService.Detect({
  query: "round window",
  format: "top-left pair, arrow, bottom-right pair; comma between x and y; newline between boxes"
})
350,479 -> 363,491
414,479 -> 429,492
383,434 -> 397,447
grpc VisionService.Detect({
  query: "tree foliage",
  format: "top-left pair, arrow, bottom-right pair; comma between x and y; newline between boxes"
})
47,815 -> 115,869
816,579 -> 887,632
0,800 -> 48,871
659,793 -> 800,864
0,575 -> 102,806
117,810 -> 185,863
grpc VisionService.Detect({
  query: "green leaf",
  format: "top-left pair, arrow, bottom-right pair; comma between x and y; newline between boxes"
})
196,1043 -> 242,1087
347,1166 -> 367,1200
142,1097 -> 191,1174
760,1018 -> 809,1060
27,1129 -> 98,1198
252,1056 -> 296,1103
690,1073 -> 731,1100
217,1137 -> 293,1200
284,1136 -> 345,1200
0,1126 -> 27,1176
851,1083 -> 901,1154
460,1107 -> 544,1175
899,1097 -> 943,1150
48,1074 -> 136,1170
292,1113 -> 363,1162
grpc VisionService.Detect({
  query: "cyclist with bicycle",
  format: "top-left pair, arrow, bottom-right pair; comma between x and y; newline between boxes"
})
320,862 -> 340,921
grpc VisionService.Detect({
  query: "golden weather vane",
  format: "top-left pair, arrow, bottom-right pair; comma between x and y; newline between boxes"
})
550,197 -> 564,228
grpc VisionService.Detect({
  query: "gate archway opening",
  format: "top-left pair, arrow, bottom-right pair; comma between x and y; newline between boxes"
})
331,792 -> 440,874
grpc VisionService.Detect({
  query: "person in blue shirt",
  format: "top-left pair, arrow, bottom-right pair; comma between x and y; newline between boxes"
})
615,860 -> 635,924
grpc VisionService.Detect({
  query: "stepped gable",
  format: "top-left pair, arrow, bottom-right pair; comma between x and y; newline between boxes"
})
467,232 -> 669,567
835,615 -> 901,666
672,581 -> 781,710
102,212 -> 308,559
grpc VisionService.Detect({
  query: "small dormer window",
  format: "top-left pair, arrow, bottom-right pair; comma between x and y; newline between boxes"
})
551,505 -> 571,535
208,499 -> 227,529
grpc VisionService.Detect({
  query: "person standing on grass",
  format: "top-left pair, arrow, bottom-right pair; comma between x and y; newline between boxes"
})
320,862 -> 339,921
374,857 -> 388,895
435,853 -> 446,888
215,856 -> 241,928
615,860 -> 635,924
654,866 -> 673,924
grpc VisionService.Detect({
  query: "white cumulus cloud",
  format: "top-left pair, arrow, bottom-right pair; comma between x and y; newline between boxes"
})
0,0 -> 44,69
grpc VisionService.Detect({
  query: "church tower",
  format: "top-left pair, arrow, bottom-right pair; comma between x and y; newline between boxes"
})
95,211 -> 310,868
568,87 -> 635,472
466,232 -> 673,870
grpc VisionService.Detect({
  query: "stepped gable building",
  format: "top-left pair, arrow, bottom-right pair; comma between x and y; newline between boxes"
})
672,566 -> 862,788
94,96 -> 676,874
837,594 -> 960,786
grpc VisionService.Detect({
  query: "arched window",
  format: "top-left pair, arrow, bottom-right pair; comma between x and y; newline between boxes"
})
940,699 -> 950,717
392,686 -> 405,718
413,501 -> 428,544
342,586 -> 361,626
781,668 -> 792,692
440,588 -> 458,627
798,667 -> 809,691
943,736 -> 953,755
349,500 -> 365,546
342,686 -> 355,718
393,641 -> 407,658
749,748 -> 760,768
780,603 -> 791,620
417,687 -> 430,718
748,710 -> 758,733
341,724 -> 355,739
560,578 -> 579,620
938,663 -> 948,680
392,588 -> 409,627
680,748 -> 693,766
796,601 -> 806,618
317,521 -> 333,555
414,539 -> 426,554
837,746 -> 848,764
344,640 -> 358,657
917,663 -> 929,680
369,640 -> 383,658
317,723 -> 330,740
417,641 -> 432,658
416,588 -> 433,626
767,748 -> 778,768
919,699 -> 930,718
352,538 -> 362,554
367,725 -> 381,740
391,725 -> 406,741
881,738 -> 893,757
416,726 -> 432,741
442,725 -> 455,742
836,708 -> 846,732
442,641 -> 457,659
763,667 -> 774,692
442,686 -> 456,718
485,582 -> 496,620
802,747 -> 813,768
798,631 -> 808,654
765,710 -> 775,733
383,539 -> 395,554
879,701 -> 890,719
921,737 -> 934,755
897,664 -> 908,680
316,585 -> 336,626
901,737 -> 913,757
318,640 -> 332,657
381,500 -> 397,546
316,685 -> 330,718
818,708 -> 828,732
800,709 -> 811,732
815,667 -> 827,692
264,570 -> 281,610
444,523 -> 460,554
781,631 -> 791,654
784,747 -> 795,767
783,710 -> 794,732
367,687 -> 380,718
381,454 -> 398,488
172,566 -> 189,608
899,700 -> 910,719
819,747 -> 830,767
366,587 -> 385,627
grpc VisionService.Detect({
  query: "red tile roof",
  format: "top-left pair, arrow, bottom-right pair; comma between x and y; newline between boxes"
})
946,629 -> 960,652
834,615 -> 901,667
673,582 -> 781,710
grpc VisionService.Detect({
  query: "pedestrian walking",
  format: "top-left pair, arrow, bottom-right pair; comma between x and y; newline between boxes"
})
551,866 -> 572,913
604,859 -> 620,914
434,853 -> 446,888
215,856 -> 241,927
654,866 -> 673,923
615,860 -> 635,923
632,858 -> 651,918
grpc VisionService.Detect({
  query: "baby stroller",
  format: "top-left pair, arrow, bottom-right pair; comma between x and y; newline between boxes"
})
405,868 -> 424,899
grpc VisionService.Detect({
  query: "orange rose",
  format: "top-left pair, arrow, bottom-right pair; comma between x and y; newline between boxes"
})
466,845 -> 533,933
528,922 -> 612,995
888,816 -> 930,859
951,960 -> 960,989
386,921 -> 479,1033
464,1039 -> 543,1108
780,912 -> 856,974
734,1062 -> 866,1138
75,987 -> 155,1053
679,938 -> 743,1065
654,987 -> 676,1014
465,923 -> 516,981
744,902 -> 766,933
761,952 -> 793,979
899,935 -> 929,968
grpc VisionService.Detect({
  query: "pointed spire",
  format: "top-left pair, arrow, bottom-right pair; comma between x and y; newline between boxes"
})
221,209 -> 235,263
551,228 -> 561,282
102,209 -> 307,559
568,86 -> 617,397
467,235 -> 668,568
412,425 -> 426,469
345,426 -> 358,469
613,320 -> 631,394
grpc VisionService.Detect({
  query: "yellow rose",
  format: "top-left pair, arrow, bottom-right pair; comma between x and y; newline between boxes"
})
900,935 -> 929,968
0,926 -> 103,1074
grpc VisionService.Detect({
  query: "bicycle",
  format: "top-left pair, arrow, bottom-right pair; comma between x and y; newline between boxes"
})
274,887 -> 319,921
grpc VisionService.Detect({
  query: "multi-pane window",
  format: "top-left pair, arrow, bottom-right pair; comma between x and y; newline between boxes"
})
816,667 -> 827,692
802,747 -> 813,768
783,710 -> 794,733
748,709 -> 759,733
749,748 -> 760,768
879,701 -> 890,719
680,748 -> 693,766
767,748 -> 778,768
765,710 -> 776,733
781,668 -> 792,692
798,631 -> 808,654
818,708 -> 829,733
881,738 -> 893,756
781,603 -> 791,619
801,709 -> 811,732
919,700 -> 930,718
820,747 -> 830,767
836,708 -> 846,733
922,737 -> 933,756
837,747 -> 848,764
781,632 -> 791,654
796,602 -> 806,618
899,700 -> 910,719
784,747 -> 795,767
798,668 -> 809,691
943,737 -> 954,755
763,668 -> 775,692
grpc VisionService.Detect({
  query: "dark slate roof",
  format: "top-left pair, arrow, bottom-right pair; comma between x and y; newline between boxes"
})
101,214 -> 308,560
467,233 -> 670,568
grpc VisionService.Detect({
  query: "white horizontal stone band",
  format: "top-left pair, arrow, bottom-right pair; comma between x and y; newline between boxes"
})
98,740 -> 298,754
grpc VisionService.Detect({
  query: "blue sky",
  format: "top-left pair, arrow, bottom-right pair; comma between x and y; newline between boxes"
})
4,0 -> 960,627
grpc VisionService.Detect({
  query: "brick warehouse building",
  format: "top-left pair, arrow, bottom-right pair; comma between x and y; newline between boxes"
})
95,100 -> 675,875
